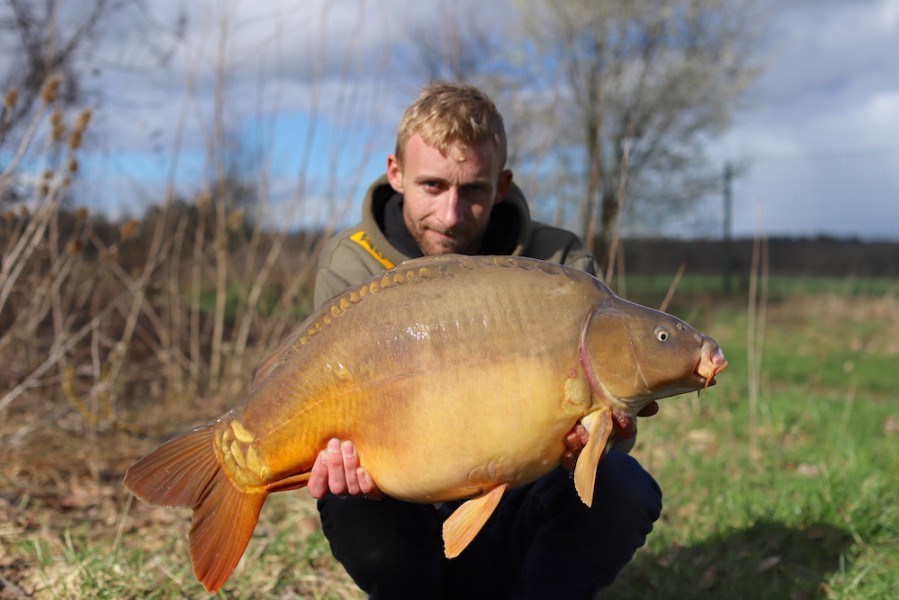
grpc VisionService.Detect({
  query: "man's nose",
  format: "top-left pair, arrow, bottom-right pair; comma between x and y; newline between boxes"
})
436,187 -> 463,227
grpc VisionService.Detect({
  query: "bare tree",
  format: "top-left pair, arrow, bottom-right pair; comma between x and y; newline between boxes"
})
512,0 -> 765,266
398,1 -> 546,191
0,0 -> 108,133
406,0 -> 501,83
0,0 -> 181,149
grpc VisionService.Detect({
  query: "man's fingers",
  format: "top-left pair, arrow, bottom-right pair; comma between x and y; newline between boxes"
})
307,450 -> 328,499
326,438 -> 348,494
357,468 -> 383,499
565,423 -> 590,451
561,422 -> 590,473
341,441 -> 361,496
306,438 -> 382,500
574,423 -> 589,445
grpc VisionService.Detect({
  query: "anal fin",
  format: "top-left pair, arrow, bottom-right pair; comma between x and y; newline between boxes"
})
442,483 -> 508,558
265,472 -> 312,493
573,407 -> 613,507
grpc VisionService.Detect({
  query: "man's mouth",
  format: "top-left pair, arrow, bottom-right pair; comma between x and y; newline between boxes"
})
428,227 -> 456,240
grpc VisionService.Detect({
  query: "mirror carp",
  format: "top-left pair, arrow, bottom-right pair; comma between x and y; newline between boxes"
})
124,254 -> 727,592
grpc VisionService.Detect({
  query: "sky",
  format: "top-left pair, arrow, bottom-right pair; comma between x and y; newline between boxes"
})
718,0 -> 899,240
6,0 -> 898,241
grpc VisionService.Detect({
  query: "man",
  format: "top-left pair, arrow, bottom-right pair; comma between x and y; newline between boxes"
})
308,82 -> 661,599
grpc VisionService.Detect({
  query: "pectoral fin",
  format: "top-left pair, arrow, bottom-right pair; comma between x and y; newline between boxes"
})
573,407 -> 614,507
442,483 -> 508,558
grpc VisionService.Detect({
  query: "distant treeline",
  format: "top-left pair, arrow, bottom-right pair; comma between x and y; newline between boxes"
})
5,207 -> 896,280
615,237 -> 899,278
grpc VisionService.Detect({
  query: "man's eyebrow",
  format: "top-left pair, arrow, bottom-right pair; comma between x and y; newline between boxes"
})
411,176 -> 492,189
413,175 -> 447,184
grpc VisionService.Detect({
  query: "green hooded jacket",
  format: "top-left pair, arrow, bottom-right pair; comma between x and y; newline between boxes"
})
313,175 -> 598,308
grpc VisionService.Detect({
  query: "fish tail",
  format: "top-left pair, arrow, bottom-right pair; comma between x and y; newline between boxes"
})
123,423 -> 266,593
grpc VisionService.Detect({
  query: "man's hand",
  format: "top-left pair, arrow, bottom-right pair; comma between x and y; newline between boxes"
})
561,422 -> 591,471
560,401 -> 660,471
307,438 -> 382,500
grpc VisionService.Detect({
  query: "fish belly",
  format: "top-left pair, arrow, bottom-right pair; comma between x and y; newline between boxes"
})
225,256 -> 608,500
354,354 -> 590,502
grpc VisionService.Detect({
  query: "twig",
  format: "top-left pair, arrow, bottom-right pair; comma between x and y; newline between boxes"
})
0,88 -> 52,185
207,7 -> 232,392
746,230 -> 769,461
110,493 -> 134,557
603,120 -> 633,285
1,307 -> 113,414
0,574 -> 30,600
659,261 -> 687,313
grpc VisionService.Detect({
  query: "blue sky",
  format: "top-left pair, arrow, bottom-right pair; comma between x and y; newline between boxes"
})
23,0 -> 899,241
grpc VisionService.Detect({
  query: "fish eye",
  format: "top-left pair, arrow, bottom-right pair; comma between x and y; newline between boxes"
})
654,326 -> 670,342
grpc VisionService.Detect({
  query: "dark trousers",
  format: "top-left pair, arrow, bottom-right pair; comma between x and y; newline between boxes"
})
317,451 -> 662,600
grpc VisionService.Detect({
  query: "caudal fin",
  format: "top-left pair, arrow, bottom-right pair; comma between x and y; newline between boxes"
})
124,424 -> 266,593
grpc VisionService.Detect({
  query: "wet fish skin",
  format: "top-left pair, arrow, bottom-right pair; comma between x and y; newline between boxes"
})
124,254 -> 727,592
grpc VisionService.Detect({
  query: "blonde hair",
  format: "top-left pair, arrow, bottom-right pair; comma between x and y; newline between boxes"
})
395,82 -> 508,169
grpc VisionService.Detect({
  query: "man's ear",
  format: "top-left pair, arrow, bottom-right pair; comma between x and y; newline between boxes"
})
386,154 -> 404,193
495,169 -> 513,203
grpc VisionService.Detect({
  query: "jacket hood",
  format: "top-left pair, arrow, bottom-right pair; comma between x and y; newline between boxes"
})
360,175 -> 534,263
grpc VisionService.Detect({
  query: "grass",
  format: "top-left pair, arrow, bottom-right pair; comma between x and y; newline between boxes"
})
600,283 -> 899,599
2,277 -> 897,598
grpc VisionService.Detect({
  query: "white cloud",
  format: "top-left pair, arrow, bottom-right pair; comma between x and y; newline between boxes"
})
715,0 -> 899,239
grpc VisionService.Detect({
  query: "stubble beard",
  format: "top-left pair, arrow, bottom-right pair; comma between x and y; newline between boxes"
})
417,226 -> 476,256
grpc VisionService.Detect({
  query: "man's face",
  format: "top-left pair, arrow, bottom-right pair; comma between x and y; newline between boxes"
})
387,133 -> 512,256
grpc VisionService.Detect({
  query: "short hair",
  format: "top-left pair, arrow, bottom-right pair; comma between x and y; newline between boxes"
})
395,82 -> 508,170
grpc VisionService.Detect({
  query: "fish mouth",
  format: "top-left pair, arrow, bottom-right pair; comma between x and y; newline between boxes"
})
696,342 -> 728,389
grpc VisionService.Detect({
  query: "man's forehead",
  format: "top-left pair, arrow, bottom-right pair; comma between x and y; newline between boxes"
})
408,132 -> 497,162
414,128 -> 496,153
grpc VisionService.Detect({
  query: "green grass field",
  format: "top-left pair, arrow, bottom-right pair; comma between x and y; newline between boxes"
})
603,278 -> 899,599
2,277 -> 897,598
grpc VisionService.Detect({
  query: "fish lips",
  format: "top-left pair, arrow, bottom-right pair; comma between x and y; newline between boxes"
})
696,344 -> 729,389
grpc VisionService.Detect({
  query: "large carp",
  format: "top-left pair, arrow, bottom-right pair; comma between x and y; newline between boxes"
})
124,254 -> 727,592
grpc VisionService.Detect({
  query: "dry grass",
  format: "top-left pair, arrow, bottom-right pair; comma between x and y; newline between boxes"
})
0,75 -> 352,598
